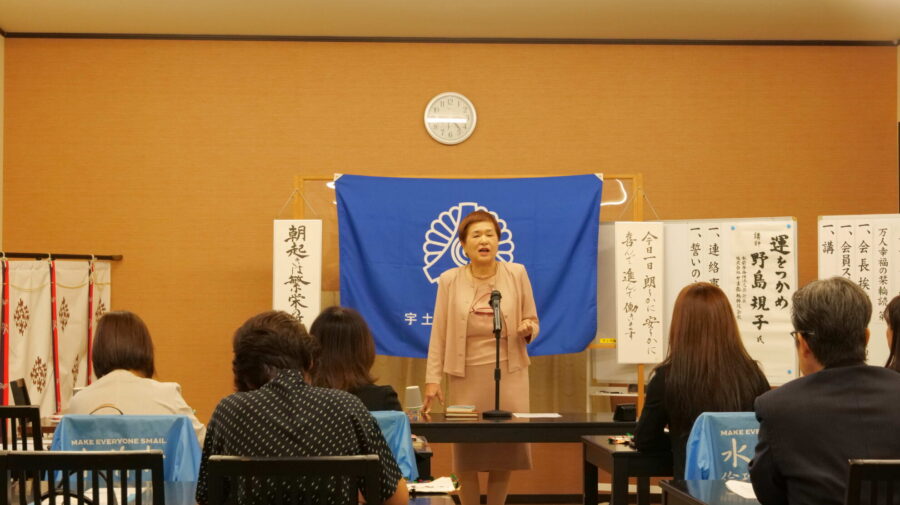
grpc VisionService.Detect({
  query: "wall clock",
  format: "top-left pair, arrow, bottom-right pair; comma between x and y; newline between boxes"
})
424,92 -> 477,145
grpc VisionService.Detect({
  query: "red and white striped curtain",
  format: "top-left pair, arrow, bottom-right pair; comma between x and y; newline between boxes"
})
2,260 -> 111,417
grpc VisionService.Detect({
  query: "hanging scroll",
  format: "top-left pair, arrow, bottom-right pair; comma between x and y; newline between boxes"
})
273,220 -> 323,327
595,217 -> 797,385
818,214 -> 900,366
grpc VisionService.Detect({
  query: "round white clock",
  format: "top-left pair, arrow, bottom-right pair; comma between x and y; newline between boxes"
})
424,92 -> 477,145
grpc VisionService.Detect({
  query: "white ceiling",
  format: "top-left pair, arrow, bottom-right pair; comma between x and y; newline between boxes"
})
0,0 -> 898,41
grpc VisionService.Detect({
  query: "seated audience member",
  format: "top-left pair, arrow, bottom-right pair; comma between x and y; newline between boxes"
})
195,311 -> 408,505
883,295 -> 900,373
750,277 -> 900,505
66,310 -> 206,443
310,306 -> 402,411
634,283 -> 769,479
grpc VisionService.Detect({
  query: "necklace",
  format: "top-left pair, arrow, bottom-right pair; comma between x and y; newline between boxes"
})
469,263 -> 497,280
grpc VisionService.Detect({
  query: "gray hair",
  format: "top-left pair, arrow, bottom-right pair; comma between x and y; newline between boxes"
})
791,276 -> 870,367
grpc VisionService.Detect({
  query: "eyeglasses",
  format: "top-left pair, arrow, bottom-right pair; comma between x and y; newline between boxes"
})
790,330 -> 815,341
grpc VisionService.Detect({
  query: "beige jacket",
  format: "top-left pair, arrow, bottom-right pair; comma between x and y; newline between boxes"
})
425,262 -> 539,383
65,369 -> 206,445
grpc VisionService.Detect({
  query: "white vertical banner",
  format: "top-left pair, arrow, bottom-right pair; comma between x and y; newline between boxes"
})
836,223 -> 856,281
728,221 -> 797,385
273,220 -> 323,328
853,222 -> 875,303
54,261 -> 90,411
615,222 -> 665,364
8,261 -> 55,417
817,218 -> 839,279
818,214 -> 900,366
88,261 -> 112,383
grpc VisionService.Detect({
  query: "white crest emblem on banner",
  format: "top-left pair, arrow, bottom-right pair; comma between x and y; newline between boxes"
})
422,202 -> 515,284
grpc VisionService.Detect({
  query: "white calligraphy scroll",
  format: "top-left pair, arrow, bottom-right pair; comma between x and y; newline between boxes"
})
273,220 -> 323,328
818,214 -> 900,366
728,221 -> 797,385
88,261 -> 112,383
611,222 -> 665,364
8,261 -> 56,416
54,261 -> 90,411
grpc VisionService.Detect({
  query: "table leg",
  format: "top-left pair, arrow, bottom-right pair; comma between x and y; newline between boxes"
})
583,445 -> 598,505
611,463 -> 628,505
637,476 -> 650,505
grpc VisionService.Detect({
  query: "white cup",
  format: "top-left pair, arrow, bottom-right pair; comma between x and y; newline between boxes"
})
404,385 -> 423,419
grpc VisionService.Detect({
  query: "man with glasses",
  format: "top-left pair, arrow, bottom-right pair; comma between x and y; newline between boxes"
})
749,276 -> 900,505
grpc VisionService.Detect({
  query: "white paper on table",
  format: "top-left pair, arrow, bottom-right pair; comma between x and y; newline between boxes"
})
408,477 -> 456,493
725,480 -> 757,499
512,413 -> 562,418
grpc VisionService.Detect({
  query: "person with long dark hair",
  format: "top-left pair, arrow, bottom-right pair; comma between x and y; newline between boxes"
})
634,282 -> 770,478
883,295 -> 900,373
310,306 -> 401,411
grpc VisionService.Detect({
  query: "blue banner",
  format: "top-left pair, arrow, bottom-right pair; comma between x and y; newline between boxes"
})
336,174 -> 602,358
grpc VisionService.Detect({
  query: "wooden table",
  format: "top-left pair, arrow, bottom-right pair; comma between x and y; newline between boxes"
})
660,480 -> 760,505
582,435 -> 673,505
411,412 -> 635,503
410,412 -> 635,443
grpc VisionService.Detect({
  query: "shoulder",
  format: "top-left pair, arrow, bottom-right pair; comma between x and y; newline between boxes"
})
438,266 -> 464,284
501,262 -> 527,275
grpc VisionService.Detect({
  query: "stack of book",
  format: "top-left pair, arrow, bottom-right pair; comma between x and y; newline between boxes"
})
445,405 -> 478,419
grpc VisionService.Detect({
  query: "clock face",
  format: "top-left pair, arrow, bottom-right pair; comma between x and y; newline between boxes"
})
424,92 -> 477,145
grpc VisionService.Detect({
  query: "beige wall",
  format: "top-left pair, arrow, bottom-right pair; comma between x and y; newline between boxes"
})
3,39 -> 898,492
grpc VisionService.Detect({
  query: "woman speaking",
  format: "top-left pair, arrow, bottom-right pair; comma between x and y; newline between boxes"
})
422,210 -> 539,505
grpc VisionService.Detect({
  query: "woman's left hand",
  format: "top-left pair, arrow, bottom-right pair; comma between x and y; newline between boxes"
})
516,320 -> 533,340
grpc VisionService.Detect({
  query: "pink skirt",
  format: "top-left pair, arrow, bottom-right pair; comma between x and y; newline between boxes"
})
448,362 -> 533,471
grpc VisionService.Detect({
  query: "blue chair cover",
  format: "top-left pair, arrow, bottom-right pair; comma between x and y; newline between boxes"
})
684,412 -> 759,481
371,411 -> 419,481
51,414 -> 201,482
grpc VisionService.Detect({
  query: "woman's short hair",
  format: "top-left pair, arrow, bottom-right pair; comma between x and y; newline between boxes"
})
791,276 -> 870,367
232,310 -> 319,392
310,306 -> 376,392
457,210 -> 501,243
92,311 -> 156,379
885,295 -> 900,372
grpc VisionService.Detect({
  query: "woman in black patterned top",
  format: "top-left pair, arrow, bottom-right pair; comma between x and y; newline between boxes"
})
196,311 -> 408,505
310,306 -> 402,411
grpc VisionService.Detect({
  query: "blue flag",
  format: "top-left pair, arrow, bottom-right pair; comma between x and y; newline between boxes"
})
336,174 -> 602,358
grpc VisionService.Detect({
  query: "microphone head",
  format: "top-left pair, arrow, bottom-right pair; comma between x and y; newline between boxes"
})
490,290 -> 501,307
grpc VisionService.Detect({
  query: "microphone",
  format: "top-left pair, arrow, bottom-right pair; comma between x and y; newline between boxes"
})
490,290 -> 502,333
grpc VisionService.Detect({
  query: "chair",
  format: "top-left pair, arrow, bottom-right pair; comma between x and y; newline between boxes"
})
9,378 -> 31,406
0,449 -> 165,505
845,459 -> 900,505
0,406 -> 42,451
684,412 -> 759,481
207,454 -> 383,505
51,414 -> 201,481
371,410 -> 419,481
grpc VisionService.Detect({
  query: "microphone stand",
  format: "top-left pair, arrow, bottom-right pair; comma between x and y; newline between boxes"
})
483,290 -> 511,419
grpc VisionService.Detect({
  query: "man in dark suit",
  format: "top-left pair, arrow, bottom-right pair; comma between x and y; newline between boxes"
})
749,276 -> 900,505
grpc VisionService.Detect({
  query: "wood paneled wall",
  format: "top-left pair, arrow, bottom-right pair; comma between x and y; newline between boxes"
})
4,39 -> 897,493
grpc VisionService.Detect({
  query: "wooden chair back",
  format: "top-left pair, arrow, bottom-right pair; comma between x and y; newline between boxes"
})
846,459 -> 900,505
0,449 -> 165,505
0,406 -> 41,451
207,454 -> 383,505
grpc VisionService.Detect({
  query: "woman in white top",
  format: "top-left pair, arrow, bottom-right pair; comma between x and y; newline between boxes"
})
65,311 -> 206,444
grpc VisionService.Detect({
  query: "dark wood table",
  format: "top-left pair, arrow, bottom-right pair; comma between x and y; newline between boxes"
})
582,435 -> 673,505
410,412 -> 635,443
660,480 -> 760,505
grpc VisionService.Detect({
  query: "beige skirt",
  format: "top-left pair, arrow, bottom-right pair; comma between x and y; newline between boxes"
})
448,362 -> 533,471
